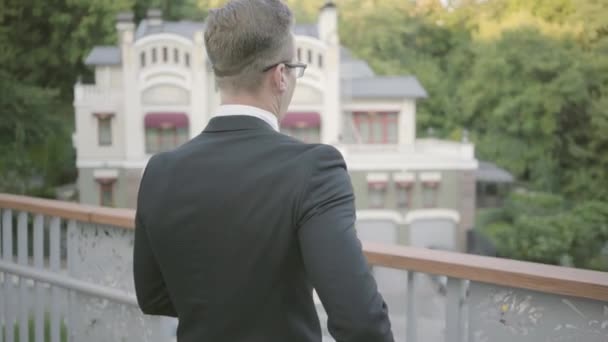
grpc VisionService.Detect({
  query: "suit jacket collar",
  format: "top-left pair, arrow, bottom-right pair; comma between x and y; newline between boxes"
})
214,105 -> 280,131
203,115 -> 277,133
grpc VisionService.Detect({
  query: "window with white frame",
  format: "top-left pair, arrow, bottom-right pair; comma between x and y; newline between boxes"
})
144,113 -> 190,154
94,170 -> 118,207
420,172 -> 441,208
394,172 -> 415,209
352,111 -> 398,144
367,173 -> 388,208
99,181 -> 115,207
94,113 -> 114,146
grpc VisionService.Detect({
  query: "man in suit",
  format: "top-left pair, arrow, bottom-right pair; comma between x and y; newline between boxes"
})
133,0 -> 394,341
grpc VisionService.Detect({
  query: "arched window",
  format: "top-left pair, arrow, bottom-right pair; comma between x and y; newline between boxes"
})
174,48 -> 179,63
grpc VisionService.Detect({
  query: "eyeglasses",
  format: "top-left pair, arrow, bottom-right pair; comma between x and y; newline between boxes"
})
262,62 -> 307,78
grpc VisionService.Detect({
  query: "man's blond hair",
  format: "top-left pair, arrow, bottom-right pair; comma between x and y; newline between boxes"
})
204,0 -> 294,92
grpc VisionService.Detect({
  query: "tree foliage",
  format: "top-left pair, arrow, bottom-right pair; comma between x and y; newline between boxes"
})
0,70 -> 65,195
0,0 -> 137,195
0,0 -> 135,102
482,191 -> 608,271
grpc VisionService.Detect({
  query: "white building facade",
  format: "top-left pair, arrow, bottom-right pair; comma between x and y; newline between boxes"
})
74,3 -> 478,251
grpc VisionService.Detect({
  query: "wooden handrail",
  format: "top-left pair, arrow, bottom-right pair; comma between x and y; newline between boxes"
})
364,242 -> 608,302
0,194 -> 134,229
1,193 -> 607,301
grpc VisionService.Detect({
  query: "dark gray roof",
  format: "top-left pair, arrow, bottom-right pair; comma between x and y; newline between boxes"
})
476,162 -> 515,183
341,60 -> 375,79
134,20 -> 316,40
340,46 -> 354,61
135,20 -> 204,40
339,47 -> 376,78
294,24 -> 318,38
84,46 -> 121,65
85,22 -> 324,65
342,76 -> 428,99
84,21 -> 428,103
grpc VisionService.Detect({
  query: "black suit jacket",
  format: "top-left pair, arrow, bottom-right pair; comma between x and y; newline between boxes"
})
133,115 -> 393,342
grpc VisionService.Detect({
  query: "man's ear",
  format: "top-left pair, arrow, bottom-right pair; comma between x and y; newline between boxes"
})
274,64 -> 287,92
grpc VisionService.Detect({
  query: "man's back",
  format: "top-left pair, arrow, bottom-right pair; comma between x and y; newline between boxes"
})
134,116 -> 393,341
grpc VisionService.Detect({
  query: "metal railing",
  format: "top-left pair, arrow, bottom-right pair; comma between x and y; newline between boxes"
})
0,196 -> 166,342
1,193 -> 607,342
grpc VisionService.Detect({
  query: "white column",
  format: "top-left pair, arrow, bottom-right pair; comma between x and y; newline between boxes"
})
399,99 -> 416,145
121,30 -> 144,160
319,4 -> 341,145
190,31 -> 209,136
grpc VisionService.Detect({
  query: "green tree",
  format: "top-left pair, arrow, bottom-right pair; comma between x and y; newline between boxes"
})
482,192 -> 608,271
455,29 -> 608,197
0,0 -> 134,102
0,0 -> 134,195
0,70 -> 63,195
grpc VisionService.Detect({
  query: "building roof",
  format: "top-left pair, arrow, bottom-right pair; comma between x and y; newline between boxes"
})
84,23 -> 325,66
84,46 -> 121,66
135,20 -> 204,40
135,20 -> 319,40
339,47 -> 428,99
476,162 -> 515,183
342,76 -> 428,99
294,24 -> 319,38
340,47 -> 355,61
83,21 -> 429,101
341,60 -> 375,79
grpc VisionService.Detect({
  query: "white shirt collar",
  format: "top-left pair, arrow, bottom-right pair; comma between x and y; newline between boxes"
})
214,105 -> 280,132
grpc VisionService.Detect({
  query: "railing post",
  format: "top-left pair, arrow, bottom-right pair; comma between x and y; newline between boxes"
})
67,219 -> 78,342
445,277 -> 466,342
2,209 -> 14,342
50,216 -> 61,342
34,214 -> 45,342
18,211 -> 29,342
406,271 -> 417,342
